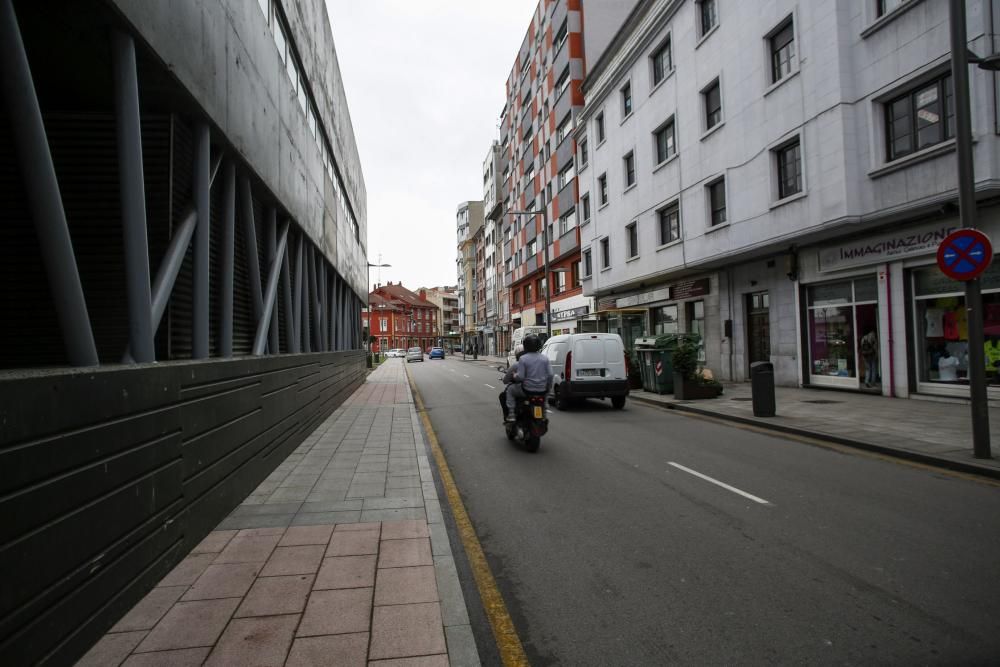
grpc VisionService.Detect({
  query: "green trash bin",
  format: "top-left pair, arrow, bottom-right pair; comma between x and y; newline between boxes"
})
638,349 -> 657,392
649,348 -> 674,393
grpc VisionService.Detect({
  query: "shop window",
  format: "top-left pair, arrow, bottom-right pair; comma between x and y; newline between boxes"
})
652,305 -> 679,335
913,264 -> 1000,388
687,300 -> 706,362
806,278 -> 878,386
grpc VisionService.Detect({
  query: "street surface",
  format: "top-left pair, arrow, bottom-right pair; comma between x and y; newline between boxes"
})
405,356 -> 1000,665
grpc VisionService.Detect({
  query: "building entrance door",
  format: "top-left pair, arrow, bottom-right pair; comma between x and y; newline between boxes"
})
746,291 -> 771,370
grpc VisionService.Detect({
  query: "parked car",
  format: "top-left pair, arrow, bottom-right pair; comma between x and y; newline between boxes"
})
406,347 -> 424,363
383,349 -> 402,358
541,333 -> 629,410
429,347 -> 445,360
506,325 -> 548,367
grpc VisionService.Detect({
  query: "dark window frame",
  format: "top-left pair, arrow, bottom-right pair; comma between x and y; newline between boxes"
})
708,178 -> 727,226
658,202 -> 681,245
598,173 -> 608,205
583,248 -> 593,276
703,79 -> 722,130
624,151 -> 636,188
699,0 -> 718,37
652,37 -> 673,85
600,237 -> 610,269
654,117 -> 676,164
626,222 -> 639,259
596,112 -> 606,143
884,72 -> 954,162
770,18 -> 795,84
776,138 -> 802,199
621,82 -> 633,117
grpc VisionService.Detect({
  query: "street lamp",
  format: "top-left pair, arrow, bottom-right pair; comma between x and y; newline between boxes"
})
948,0 -> 1000,459
366,260 -> 390,364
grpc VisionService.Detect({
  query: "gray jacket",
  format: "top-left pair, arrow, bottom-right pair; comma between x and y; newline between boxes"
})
503,351 -> 553,393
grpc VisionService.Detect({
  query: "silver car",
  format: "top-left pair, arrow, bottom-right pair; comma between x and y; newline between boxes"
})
406,347 -> 424,363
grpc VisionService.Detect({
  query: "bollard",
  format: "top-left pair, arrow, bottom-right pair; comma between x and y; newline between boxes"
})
750,361 -> 776,417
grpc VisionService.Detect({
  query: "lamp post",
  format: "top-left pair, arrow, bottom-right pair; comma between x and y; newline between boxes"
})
949,0 -> 1000,459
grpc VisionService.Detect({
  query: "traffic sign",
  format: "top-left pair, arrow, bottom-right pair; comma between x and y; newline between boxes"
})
937,229 -> 993,281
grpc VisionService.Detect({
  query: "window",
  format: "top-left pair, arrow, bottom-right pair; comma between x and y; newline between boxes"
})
572,260 -> 580,286
512,288 -> 520,306
885,73 -> 954,161
708,178 -> 727,225
580,138 -> 588,167
380,318 -> 388,331
273,17 -> 287,63
581,194 -> 591,222
877,0 -> 909,17
596,112 -> 606,143
699,0 -> 718,36
652,37 -> 672,85
556,67 -> 571,98
623,152 -> 636,188
558,208 -> 575,236
658,202 -> 680,244
654,118 -> 676,164
527,239 -> 537,257
776,139 -> 802,199
554,19 -> 569,50
703,79 -> 722,130
626,222 -> 638,259
556,116 -> 572,143
600,237 -> 610,269
536,278 -> 544,298
553,271 -> 566,294
598,173 -> 608,205
770,19 -> 795,84
583,248 -> 592,276
558,162 -> 575,189
621,82 -> 633,117
525,163 -> 535,182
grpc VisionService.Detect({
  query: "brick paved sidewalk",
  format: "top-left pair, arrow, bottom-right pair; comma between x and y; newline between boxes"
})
78,361 -> 479,667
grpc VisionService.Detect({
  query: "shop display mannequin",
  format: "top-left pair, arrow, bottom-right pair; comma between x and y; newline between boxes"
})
860,330 -> 878,387
937,349 -> 959,382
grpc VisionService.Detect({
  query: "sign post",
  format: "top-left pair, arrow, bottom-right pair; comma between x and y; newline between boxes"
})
948,0 -> 991,459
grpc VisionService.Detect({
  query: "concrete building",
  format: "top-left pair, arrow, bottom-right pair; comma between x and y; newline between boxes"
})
576,0 -> 1000,400
420,285 -> 461,350
0,0 -> 367,662
456,200 -> 484,353
483,142 -> 503,355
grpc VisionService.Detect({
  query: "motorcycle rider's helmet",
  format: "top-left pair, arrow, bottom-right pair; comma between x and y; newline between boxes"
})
522,334 -> 542,353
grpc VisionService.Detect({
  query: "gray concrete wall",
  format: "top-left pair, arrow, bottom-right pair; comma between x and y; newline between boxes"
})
110,0 -> 368,299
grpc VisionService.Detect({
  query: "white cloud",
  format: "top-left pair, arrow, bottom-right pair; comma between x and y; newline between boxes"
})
325,0 -> 538,290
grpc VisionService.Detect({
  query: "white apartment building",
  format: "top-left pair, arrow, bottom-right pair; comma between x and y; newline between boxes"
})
483,143 -> 501,355
456,201 -> 484,351
576,0 -> 1000,400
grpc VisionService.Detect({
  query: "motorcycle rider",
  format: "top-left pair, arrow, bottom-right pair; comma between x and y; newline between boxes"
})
502,333 -> 553,422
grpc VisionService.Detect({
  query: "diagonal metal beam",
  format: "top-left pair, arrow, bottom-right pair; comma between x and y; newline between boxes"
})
112,30 -> 154,363
292,236 -> 303,353
281,226 -> 294,353
1,0 -> 98,367
240,176 -> 263,325
254,221 -> 290,355
303,245 -> 313,353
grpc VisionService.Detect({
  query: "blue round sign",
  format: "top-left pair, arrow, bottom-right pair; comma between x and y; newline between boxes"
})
936,229 -> 993,281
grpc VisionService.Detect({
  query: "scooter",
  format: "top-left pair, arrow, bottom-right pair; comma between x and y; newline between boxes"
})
497,367 -> 548,452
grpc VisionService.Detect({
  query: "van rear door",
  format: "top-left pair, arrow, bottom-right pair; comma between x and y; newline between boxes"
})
571,336 -> 606,381
604,338 -> 626,380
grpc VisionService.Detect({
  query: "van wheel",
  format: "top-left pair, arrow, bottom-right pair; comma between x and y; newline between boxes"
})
555,387 -> 570,411
611,396 -> 626,410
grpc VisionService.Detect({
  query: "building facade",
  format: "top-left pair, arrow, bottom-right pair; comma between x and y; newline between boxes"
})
576,0 -> 1000,400
456,200 -> 484,352
0,0 -> 367,663
363,283 -> 439,352
483,142 -> 503,355
420,285 -> 461,350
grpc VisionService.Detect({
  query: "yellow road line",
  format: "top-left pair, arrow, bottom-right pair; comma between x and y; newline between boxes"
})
406,368 -> 530,667
654,405 -> 1000,489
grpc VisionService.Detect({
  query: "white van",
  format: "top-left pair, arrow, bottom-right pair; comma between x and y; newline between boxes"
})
541,333 -> 629,410
507,325 -> 548,367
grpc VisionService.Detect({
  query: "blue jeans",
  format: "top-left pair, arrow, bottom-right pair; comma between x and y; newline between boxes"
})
864,355 -> 878,385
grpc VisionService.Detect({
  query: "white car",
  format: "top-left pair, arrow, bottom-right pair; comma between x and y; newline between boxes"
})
385,349 -> 404,358
406,347 -> 424,363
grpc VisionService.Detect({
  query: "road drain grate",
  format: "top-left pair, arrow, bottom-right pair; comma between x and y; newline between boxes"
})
730,397 -> 752,401
802,399 -> 842,404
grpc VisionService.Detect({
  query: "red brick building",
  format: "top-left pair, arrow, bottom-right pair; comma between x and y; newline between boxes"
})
362,282 -> 439,352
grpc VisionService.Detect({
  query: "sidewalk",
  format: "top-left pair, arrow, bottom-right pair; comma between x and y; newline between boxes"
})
78,362 -> 479,667
630,383 -> 1000,478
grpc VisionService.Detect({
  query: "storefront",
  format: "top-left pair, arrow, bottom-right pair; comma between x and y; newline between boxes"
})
799,213 -> 1000,398
548,294 -> 591,336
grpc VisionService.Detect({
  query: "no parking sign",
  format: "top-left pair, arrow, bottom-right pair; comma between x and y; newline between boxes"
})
936,229 -> 993,281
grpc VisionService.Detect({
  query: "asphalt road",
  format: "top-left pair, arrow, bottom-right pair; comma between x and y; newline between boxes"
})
404,355 -> 1000,666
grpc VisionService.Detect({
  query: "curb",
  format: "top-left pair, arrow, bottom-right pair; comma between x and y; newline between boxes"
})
629,394 -> 1000,481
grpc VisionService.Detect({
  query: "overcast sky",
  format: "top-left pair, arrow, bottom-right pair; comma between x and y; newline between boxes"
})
326,0 -> 538,293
